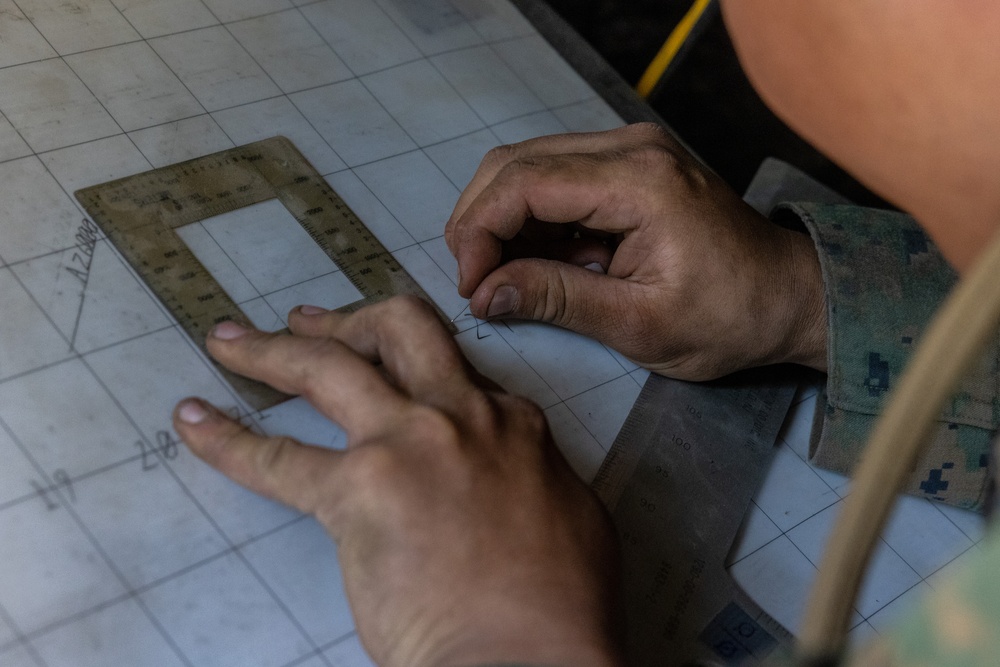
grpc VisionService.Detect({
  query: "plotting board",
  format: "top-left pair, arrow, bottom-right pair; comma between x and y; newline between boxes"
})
0,1 -> 984,666
75,137 -> 450,411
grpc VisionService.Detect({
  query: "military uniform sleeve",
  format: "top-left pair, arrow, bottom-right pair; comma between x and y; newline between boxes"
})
772,203 -> 998,510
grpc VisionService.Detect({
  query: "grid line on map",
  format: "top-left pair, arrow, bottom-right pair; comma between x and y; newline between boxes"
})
2,2 -> 909,667
0,6 -> 594,664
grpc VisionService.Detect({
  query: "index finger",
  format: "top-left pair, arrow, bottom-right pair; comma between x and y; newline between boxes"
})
444,123 -> 680,250
206,322 -> 409,440
449,152 -> 643,297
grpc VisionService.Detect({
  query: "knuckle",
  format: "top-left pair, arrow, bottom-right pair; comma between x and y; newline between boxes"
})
626,141 -> 709,194
188,426 -> 234,467
379,295 -> 459,354
342,445 -> 401,491
364,295 -> 436,344
460,389 -> 505,435
255,435 -> 298,478
495,155 -> 543,190
335,446 -> 410,525
625,121 -> 667,141
536,268 -> 570,325
412,405 -> 465,448
489,395 -> 551,466
408,401 -> 498,464
379,294 -> 434,322
631,142 -> 683,177
482,143 -> 519,173
470,391 -> 547,442
508,395 -> 548,435
203,421 -> 249,461
443,216 -> 457,245
334,406 -> 470,524
624,122 -> 682,152
292,338 -> 343,395
436,353 -> 469,388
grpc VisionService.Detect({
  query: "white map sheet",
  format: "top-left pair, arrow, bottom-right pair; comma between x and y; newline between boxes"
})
0,0 -> 983,665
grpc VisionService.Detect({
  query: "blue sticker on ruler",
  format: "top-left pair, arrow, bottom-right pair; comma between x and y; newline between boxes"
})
699,602 -> 778,661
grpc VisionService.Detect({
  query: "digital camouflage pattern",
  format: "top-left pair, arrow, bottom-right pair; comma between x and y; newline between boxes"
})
775,203 -> 998,511
765,204 -> 997,666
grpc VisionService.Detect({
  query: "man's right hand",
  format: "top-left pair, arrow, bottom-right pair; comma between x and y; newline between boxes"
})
445,123 -> 827,380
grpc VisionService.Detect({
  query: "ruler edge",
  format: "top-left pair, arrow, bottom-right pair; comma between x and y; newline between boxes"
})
72,135 -> 450,412
592,368 -> 800,664
74,135 -> 294,204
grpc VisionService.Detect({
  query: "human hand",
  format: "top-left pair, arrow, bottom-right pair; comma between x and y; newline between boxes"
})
173,297 -> 622,667
446,123 -> 827,380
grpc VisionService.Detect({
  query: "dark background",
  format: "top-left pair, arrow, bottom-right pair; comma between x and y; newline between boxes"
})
545,0 -> 887,207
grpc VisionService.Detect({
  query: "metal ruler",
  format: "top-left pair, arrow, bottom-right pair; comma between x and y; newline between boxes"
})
593,369 -> 797,666
75,136 -> 447,412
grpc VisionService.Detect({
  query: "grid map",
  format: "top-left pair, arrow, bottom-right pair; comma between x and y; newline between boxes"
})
0,0 -> 984,665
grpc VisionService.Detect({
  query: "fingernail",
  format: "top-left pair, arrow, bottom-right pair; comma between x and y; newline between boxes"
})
487,285 -> 517,318
212,320 -> 248,340
298,304 -> 328,316
178,399 -> 210,424
584,262 -> 605,274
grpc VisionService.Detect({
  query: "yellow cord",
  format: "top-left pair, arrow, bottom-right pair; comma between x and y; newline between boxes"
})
797,227 -> 1000,663
635,0 -> 713,99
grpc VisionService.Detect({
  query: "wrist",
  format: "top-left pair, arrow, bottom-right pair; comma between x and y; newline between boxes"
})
765,227 -> 829,371
427,618 -> 623,667
404,593 -> 623,667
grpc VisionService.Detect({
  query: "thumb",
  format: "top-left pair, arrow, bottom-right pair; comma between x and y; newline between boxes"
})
469,258 -> 638,342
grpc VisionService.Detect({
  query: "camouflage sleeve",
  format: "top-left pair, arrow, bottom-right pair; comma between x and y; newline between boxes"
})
759,204 -> 1000,667
772,203 -> 998,511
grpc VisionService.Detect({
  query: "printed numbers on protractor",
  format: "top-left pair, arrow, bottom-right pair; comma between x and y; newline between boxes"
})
74,137 -> 450,412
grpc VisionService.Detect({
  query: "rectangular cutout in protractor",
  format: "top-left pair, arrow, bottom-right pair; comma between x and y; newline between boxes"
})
75,136 -> 451,412
176,200 -> 364,332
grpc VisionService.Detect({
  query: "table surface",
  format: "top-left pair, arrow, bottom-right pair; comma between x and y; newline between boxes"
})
0,1 -> 982,665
